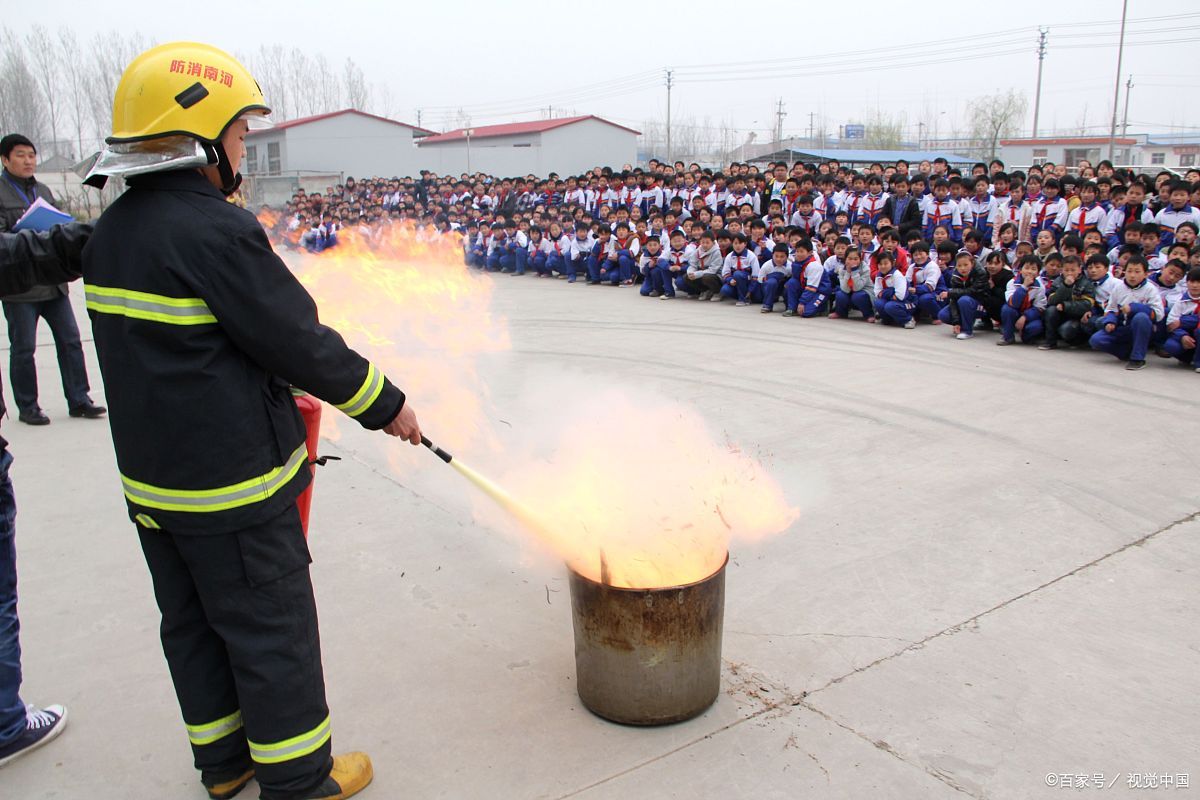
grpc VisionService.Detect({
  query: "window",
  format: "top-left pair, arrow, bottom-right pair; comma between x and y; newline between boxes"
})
245,145 -> 258,174
1151,152 -> 1165,165
1063,148 -> 1099,168
1032,148 -> 1048,158
1181,154 -> 1196,167
267,142 -> 281,176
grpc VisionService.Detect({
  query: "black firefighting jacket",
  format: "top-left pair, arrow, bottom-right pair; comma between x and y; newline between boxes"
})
82,170 -> 405,534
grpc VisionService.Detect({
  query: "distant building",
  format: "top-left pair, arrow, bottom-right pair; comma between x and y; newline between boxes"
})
999,136 -> 1138,169
245,108 -> 433,180
1133,134 -> 1200,171
749,147 -> 976,169
999,134 -> 1200,172
416,116 -> 640,177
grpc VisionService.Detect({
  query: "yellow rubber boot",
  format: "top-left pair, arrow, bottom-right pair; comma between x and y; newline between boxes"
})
301,752 -> 374,800
204,768 -> 254,799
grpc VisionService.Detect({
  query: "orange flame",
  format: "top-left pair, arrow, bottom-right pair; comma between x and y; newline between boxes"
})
272,220 -> 509,456
264,218 -> 798,589
498,393 -> 798,588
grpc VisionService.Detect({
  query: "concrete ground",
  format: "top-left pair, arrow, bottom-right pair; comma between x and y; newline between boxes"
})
3,276 -> 1197,799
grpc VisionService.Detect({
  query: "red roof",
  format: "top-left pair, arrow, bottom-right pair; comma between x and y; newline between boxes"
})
418,115 -> 640,145
248,108 -> 434,136
999,136 -> 1137,146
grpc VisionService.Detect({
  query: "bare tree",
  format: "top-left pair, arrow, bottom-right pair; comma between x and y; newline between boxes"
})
343,58 -> 369,111
56,27 -> 92,161
967,89 -> 1029,159
0,29 -> 46,144
861,110 -> 906,149
24,26 -> 66,157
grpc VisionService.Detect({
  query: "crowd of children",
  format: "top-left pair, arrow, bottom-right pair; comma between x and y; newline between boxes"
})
264,157 -> 1200,373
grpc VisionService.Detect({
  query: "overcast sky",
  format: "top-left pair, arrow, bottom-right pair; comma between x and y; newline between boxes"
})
29,0 -> 1200,141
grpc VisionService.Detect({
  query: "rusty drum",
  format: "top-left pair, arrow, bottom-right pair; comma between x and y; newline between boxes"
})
568,555 -> 726,725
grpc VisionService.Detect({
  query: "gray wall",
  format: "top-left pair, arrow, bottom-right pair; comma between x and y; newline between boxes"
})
417,119 -> 638,177
248,114 -> 426,179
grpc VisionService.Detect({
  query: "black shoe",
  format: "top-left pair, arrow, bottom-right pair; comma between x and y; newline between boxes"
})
18,409 -> 50,426
1125,359 -> 1147,370
68,402 -> 107,419
0,704 -> 68,767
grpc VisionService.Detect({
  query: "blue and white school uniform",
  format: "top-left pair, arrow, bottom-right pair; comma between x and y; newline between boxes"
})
719,250 -> 761,303
1162,292 -> 1200,366
661,245 -> 697,298
912,260 -> 947,321
1089,279 -> 1163,362
784,254 -> 832,317
1153,204 -> 1200,249
873,269 -> 913,325
1000,279 -> 1047,343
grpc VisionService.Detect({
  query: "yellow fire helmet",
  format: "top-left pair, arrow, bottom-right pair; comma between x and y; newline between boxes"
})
110,41 -> 271,145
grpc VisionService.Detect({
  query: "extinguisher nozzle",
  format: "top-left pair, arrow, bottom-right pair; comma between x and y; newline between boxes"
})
421,435 -> 453,464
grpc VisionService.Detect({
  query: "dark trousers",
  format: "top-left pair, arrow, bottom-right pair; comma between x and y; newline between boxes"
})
0,449 -> 25,747
3,296 -> 92,414
138,505 -> 333,799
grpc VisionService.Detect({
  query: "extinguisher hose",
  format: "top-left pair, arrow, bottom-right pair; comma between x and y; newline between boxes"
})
421,435 -> 453,464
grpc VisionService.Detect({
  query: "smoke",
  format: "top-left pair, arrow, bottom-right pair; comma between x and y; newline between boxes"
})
277,222 -> 798,588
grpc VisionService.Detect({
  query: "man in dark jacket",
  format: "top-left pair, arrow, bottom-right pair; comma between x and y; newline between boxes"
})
0,134 -> 105,425
0,222 -> 90,768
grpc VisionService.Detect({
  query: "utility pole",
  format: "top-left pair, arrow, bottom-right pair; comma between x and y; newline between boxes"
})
416,108 -> 423,128
807,111 -> 815,143
665,69 -> 673,163
1032,27 -> 1048,138
918,121 -> 925,150
774,99 -> 786,146
1107,0 -> 1129,162
465,127 -> 473,174
1121,75 -> 1133,136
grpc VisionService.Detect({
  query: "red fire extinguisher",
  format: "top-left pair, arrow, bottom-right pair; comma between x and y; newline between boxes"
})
293,390 -> 323,537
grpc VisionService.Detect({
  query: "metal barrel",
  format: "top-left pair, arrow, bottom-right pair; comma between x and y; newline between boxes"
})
568,555 -> 726,725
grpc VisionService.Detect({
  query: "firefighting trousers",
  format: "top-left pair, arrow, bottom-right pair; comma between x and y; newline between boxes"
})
137,504 -> 334,799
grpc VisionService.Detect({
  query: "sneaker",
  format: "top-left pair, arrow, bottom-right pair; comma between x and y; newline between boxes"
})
203,766 -> 255,800
1194,366 -> 1200,373
955,332 -> 973,340
932,319 -> 943,325
0,704 -> 68,768
648,290 -> 661,297
865,316 -> 876,324
659,294 -> 674,300
710,294 -> 724,302
1125,359 -> 1147,371
735,301 -> 748,307
782,309 -> 796,317
298,752 -> 373,800
903,319 -> 916,329
698,291 -> 713,301
828,312 -> 841,319
760,307 -> 772,313
1038,342 -> 1058,350
996,338 -> 1014,346
68,402 -> 107,419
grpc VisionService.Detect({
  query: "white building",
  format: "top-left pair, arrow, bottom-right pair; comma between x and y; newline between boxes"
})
416,116 -> 640,177
998,134 -> 1200,173
998,137 -> 1138,169
245,108 -> 433,180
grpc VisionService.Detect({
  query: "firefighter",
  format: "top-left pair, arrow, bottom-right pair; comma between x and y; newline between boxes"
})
81,43 -> 420,800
